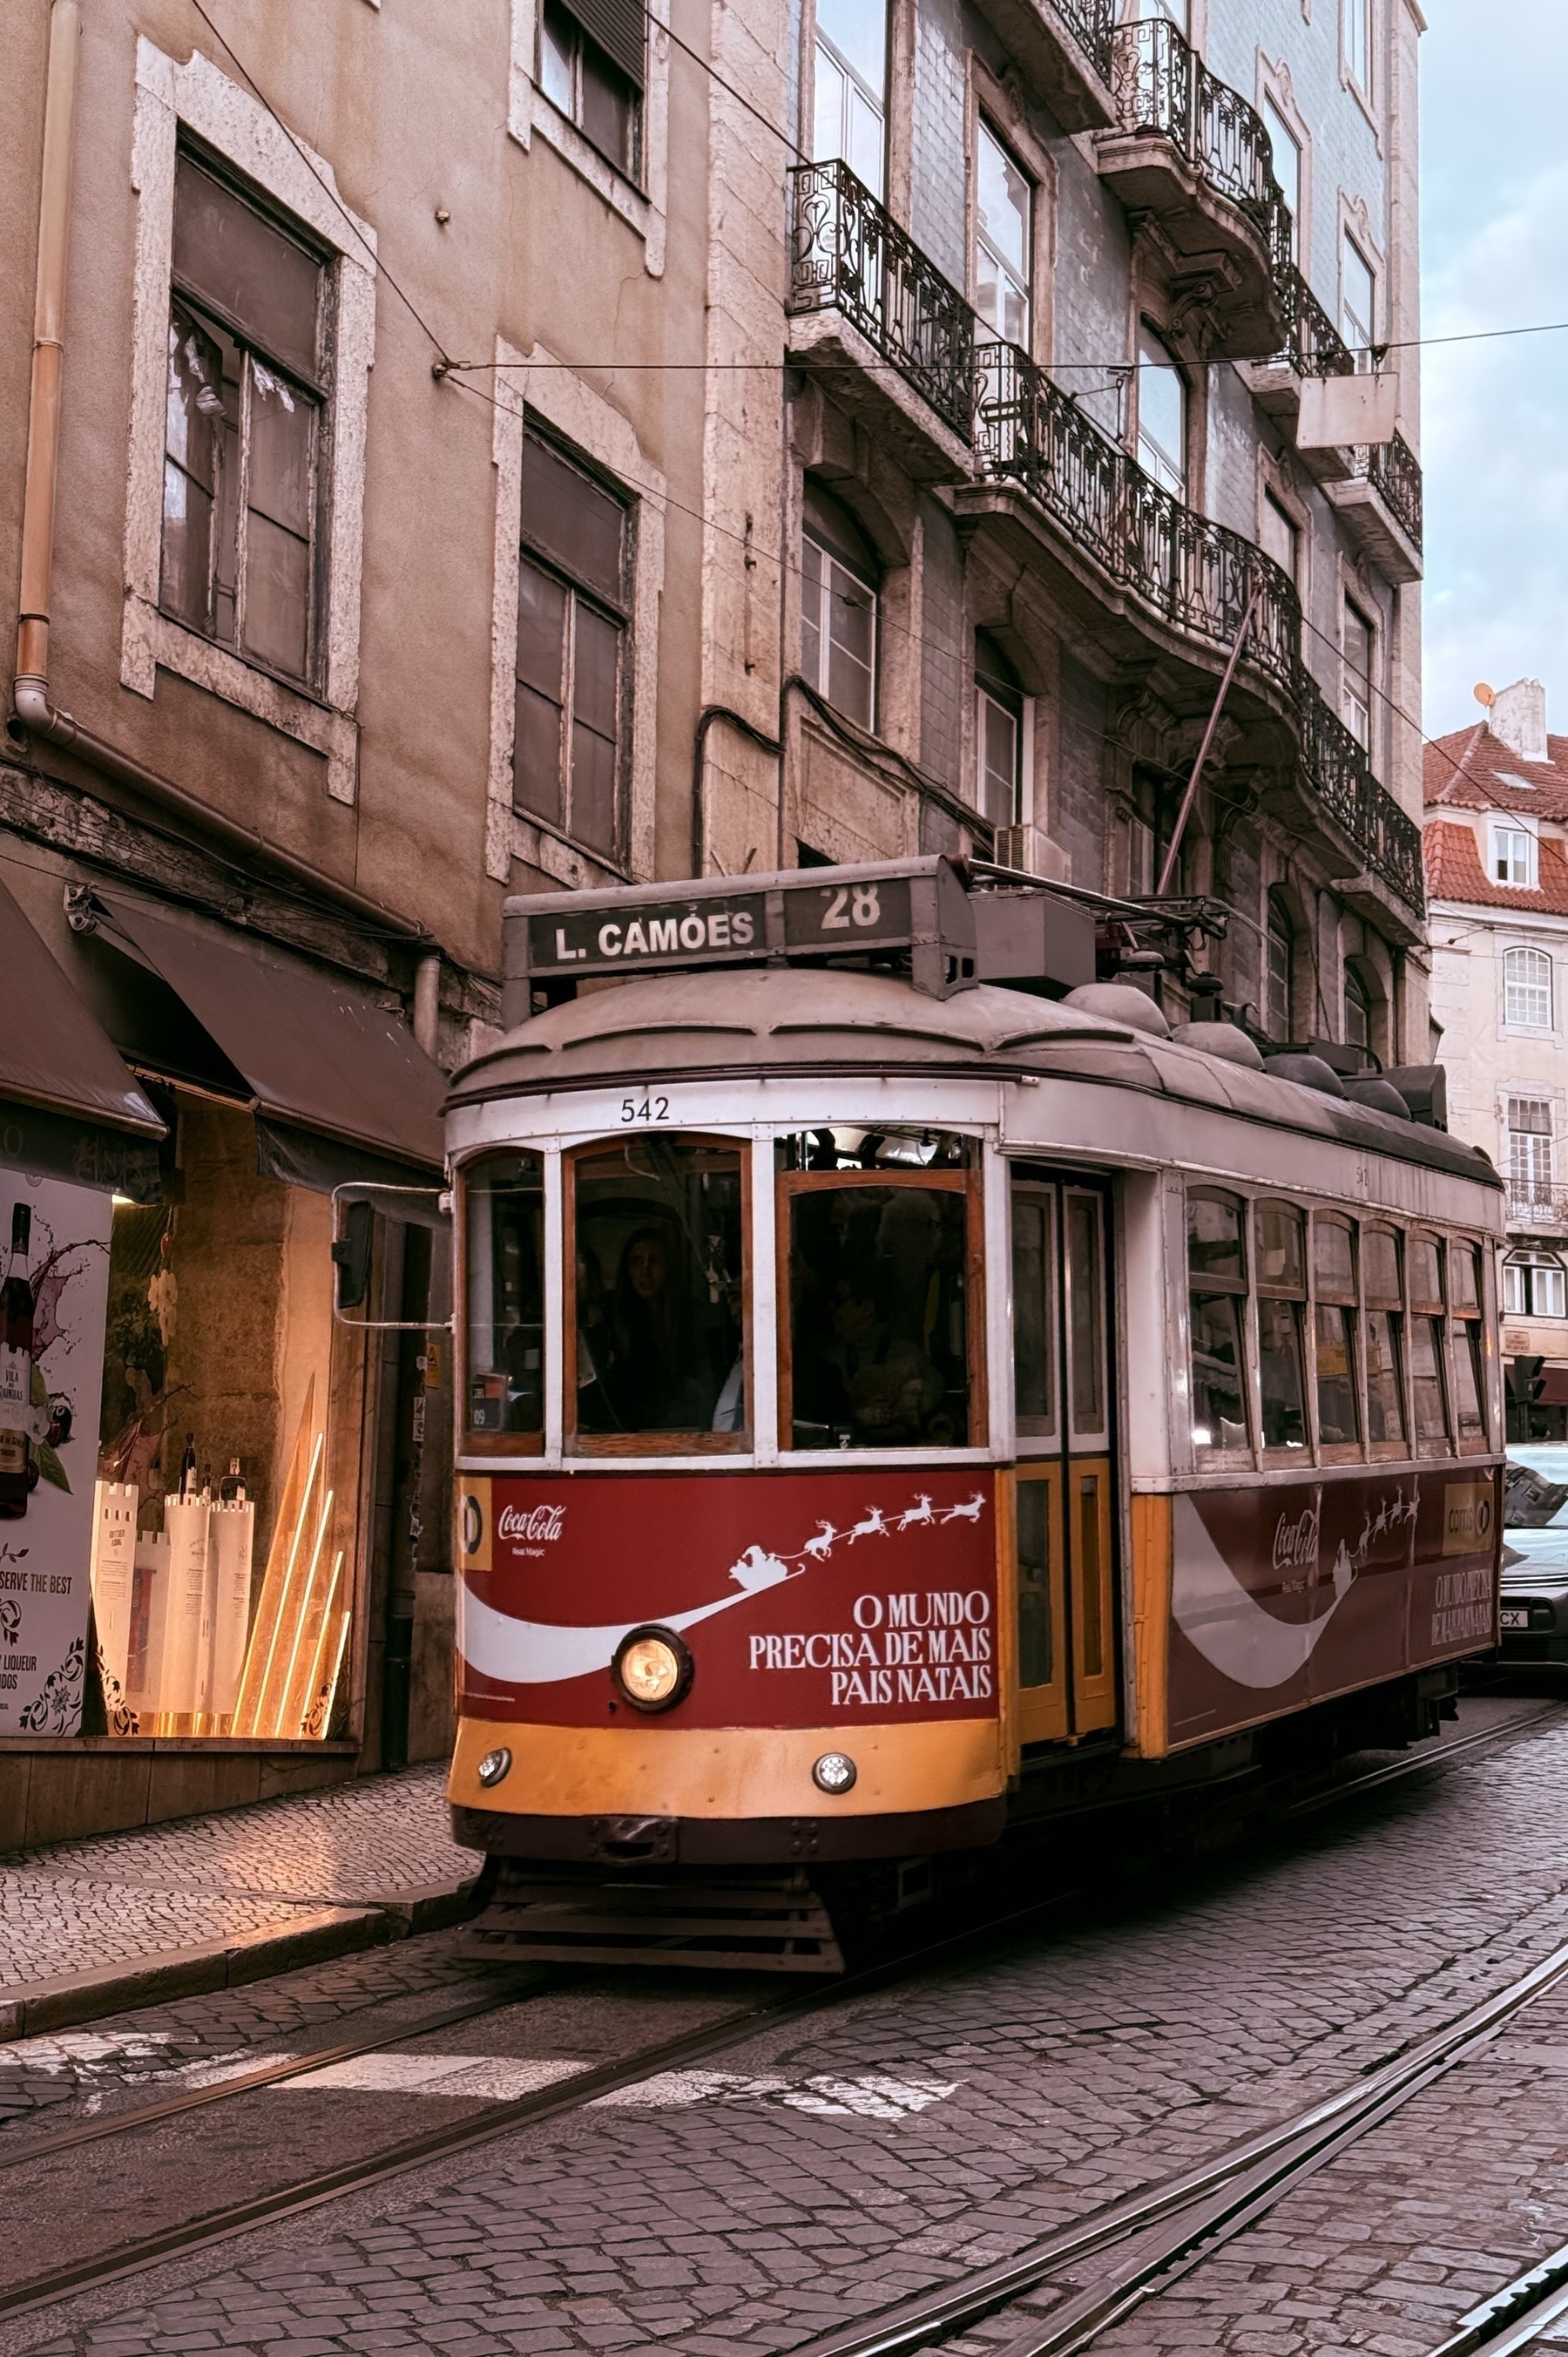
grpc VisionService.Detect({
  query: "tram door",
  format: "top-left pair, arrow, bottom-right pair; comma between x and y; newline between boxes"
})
1010,1173 -> 1118,1743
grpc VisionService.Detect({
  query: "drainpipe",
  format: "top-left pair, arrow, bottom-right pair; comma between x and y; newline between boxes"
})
9,0 -> 429,949
411,950 -> 442,1056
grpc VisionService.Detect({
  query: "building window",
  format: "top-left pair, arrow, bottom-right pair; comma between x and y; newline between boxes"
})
1262,96 -> 1301,261
976,120 -> 1032,350
976,633 -> 1024,830
813,0 -> 886,190
1136,323 -> 1186,497
1509,1097 -> 1555,1212
1504,945 -> 1552,1027
512,430 -> 631,862
1342,599 -> 1375,751
539,0 -> 642,179
1506,1252 -> 1567,1320
1259,491 -> 1300,587
1492,827 -> 1538,890
1342,234 -> 1376,364
1344,0 -> 1372,96
161,152 -> 327,688
1124,0 -> 1189,30
801,481 -> 878,730
1266,895 -> 1294,1040
1344,967 -> 1370,1051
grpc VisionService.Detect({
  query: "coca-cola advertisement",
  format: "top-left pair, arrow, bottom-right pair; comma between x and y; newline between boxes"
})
0,1175 -> 112,1736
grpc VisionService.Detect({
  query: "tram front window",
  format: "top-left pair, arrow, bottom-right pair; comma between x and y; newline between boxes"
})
1188,1190 -> 1248,1453
570,1137 -> 746,1445
780,1133 -> 977,1448
463,1152 -> 545,1446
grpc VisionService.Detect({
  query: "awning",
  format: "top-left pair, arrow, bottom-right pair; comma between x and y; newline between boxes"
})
97,894 -> 446,1176
1538,1367 -> 1568,1408
0,872 -> 165,1199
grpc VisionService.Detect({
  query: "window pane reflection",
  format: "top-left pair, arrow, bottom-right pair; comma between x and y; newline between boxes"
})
574,1141 -> 745,1439
465,1154 -> 545,1439
1191,1293 -> 1247,1451
1017,1476 -> 1052,1688
1315,1303 -> 1360,1445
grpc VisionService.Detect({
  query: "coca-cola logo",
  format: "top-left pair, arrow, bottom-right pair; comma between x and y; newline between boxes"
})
498,1503 -> 566,1543
1272,1505 -> 1320,1574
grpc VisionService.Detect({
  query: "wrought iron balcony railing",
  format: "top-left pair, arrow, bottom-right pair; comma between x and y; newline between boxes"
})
1278,267 -> 1355,380
1349,429 -> 1424,552
1108,18 -> 1292,282
787,160 -> 977,441
976,341 -> 1426,915
1052,0 -> 1115,81
1507,1184 -> 1568,1232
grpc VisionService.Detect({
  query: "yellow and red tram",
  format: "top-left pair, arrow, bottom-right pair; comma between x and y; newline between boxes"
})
444,859 -> 1504,1965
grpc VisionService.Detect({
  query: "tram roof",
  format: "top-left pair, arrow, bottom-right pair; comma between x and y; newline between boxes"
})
448,965 -> 1503,1193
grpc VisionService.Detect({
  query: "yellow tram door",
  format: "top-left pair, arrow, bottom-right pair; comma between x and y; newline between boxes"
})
1010,1175 -> 1119,1743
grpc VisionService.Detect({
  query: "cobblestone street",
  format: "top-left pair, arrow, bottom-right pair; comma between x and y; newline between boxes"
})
4,1697 -> 1568,2357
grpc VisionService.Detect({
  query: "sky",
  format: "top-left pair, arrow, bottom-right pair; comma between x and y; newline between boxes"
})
1422,1 -> 1568,739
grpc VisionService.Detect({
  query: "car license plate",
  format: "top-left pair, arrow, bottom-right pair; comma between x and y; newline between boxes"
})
1501,1608 -> 1530,1629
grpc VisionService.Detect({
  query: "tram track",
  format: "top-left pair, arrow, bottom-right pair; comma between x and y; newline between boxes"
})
0,1692 -> 1559,2333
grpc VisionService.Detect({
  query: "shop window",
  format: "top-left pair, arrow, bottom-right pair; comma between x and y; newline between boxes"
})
1504,946 -> 1552,1027
1254,1202 -> 1308,1454
1262,96 -> 1301,261
540,0 -> 642,179
1136,322 -> 1186,498
1344,967 -> 1371,1052
1266,895 -> 1294,1041
1505,1251 -> 1567,1320
801,482 -> 879,731
813,0 -> 886,189
513,430 -> 631,863
463,1153 -> 545,1450
1409,1233 -> 1450,1450
779,1129 -> 979,1451
1362,1223 -> 1408,1453
1312,1214 -> 1361,1452
1187,1190 -> 1249,1454
976,119 -> 1032,350
1342,599 -> 1375,751
1342,233 -> 1376,363
1449,1240 -> 1488,1449
1492,827 -> 1538,890
161,152 -> 327,687
569,1137 -> 747,1450
976,633 -> 1024,830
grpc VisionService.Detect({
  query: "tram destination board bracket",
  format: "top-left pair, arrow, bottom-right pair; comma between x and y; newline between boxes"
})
504,857 -> 978,1019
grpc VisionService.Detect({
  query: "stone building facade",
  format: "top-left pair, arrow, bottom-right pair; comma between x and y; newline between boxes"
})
2,0 -> 1425,1837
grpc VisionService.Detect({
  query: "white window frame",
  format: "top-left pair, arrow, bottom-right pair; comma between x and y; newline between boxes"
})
1342,0 -> 1374,105
1492,825 -> 1539,892
510,0 -> 670,274
1341,593 -> 1377,754
486,335 -> 666,885
124,41 -> 375,805
1503,945 -> 1553,1030
1505,1253 -> 1567,1321
973,116 -> 1033,354
801,526 -> 879,732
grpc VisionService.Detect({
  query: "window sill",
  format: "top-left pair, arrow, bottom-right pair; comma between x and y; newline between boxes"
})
122,601 -> 359,803
517,83 -> 664,274
510,808 -> 633,889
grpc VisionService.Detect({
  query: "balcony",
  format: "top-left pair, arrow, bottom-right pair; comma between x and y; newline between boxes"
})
1324,430 -> 1424,582
1246,268 -> 1354,432
969,0 -> 1116,132
787,161 -> 977,480
968,342 -> 1425,921
1096,21 -> 1290,358
1507,1186 -> 1568,1236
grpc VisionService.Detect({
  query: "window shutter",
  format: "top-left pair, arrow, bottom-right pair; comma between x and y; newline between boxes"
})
564,0 -> 645,87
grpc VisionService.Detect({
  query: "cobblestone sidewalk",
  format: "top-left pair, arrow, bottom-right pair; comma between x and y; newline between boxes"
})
0,1764 -> 473,1993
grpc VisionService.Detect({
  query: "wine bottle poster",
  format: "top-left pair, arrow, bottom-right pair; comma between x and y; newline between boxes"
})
0,1175 -> 112,1736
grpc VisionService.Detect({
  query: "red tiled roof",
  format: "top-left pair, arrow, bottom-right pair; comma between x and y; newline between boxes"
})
1424,819 -> 1568,914
1425,721 -> 1568,817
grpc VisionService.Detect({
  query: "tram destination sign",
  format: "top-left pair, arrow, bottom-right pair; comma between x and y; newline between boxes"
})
504,857 -> 977,1016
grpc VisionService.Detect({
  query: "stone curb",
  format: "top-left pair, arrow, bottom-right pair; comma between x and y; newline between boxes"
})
0,1875 -> 478,2039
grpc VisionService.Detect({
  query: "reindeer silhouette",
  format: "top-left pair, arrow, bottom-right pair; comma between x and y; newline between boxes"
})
940,1493 -> 986,1526
802,1521 -> 838,1562
847,1507 -> 889,1544
896,1494 -> 936,1531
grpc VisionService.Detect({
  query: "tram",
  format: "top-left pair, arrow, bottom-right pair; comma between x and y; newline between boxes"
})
445,857 -> 1504,1968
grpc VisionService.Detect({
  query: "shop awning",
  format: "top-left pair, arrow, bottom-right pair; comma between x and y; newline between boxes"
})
98,894 -> 446,1176
0,873 -> 166,1198
1538,1366 -> 1568,1408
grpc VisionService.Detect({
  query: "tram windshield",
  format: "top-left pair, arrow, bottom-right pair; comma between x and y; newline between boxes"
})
777,1130 -> 978,1451
569,1137 -> 747,1446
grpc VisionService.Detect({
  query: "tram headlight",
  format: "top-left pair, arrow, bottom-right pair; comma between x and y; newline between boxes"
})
476,1745 -> 512,1788
612,1625 -> 693,1713
812,1751 -> 857,1795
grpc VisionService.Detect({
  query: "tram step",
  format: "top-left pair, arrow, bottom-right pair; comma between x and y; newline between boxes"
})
461,1869 -> 845,1974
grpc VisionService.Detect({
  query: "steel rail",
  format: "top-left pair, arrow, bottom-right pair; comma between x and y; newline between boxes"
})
1424,2238 -> 1568,2357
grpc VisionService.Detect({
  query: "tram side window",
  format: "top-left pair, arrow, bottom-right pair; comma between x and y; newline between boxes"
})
1313,1216 -> 1361,1451
1254,1202 -> 1308,1453
1362,1224 -> 1409,1454
570,1138 -> 747,1445
1188,1191 -> 1249,1453
1409,1234 -> 1450,1450
783,1173 -> 976,1449
463,1152 -> 546,1446
1012,1189 -> 1057,1443
1449,1240 -> 1488,1448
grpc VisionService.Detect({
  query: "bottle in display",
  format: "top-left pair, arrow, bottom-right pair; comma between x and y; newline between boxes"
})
0,1204 -> 34,1520
177,1431 -> 196,1500
220,1457 -> 245,1503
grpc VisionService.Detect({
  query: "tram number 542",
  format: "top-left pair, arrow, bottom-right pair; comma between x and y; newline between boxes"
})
818,884 -> 881,930
621,1094 -> 672,1124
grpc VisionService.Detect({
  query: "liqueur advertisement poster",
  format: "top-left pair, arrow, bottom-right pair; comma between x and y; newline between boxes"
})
0,1175 -> 112,1736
